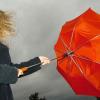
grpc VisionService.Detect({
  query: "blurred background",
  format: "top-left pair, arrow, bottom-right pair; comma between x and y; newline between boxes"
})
0,0 -> 100,100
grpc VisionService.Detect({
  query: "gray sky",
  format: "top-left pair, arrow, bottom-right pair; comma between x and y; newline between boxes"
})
0,0 -> 100,100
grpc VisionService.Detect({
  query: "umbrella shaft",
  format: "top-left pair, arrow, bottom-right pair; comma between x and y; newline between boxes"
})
50,54 -> 68,61
50,57 -> 58,61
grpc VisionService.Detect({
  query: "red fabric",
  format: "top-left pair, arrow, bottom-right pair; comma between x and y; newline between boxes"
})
54,8 -> 100,97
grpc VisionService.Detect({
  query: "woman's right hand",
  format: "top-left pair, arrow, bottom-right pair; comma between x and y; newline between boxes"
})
39,56 -> 50,65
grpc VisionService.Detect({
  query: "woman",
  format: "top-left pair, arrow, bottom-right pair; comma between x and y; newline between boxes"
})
0,10 -> 50,100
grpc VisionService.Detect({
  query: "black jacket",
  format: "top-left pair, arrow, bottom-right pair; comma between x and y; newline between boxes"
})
0,42 -> 41,100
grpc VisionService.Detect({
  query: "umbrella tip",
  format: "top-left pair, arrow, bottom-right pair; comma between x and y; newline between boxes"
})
69,51 -> 74,55
63,51 -> 74,58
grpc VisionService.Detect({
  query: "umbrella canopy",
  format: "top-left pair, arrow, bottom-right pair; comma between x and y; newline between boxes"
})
54,8 -> 100,97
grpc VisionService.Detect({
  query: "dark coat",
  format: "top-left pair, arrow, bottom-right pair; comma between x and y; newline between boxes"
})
0,42 -> 41,100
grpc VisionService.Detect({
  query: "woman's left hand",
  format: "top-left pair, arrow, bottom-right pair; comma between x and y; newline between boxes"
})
17,69 -> 24,77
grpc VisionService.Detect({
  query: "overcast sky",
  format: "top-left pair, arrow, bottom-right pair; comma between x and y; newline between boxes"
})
0,0 -> 100,100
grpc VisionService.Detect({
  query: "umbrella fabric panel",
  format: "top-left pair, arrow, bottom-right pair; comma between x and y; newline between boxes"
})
57,66 -> 100,96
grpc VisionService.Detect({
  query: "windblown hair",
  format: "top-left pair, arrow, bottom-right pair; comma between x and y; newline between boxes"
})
0,10 -> 15,41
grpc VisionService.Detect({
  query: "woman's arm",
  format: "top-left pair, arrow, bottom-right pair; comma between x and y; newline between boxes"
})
0,57 -> 42,84
10,57 -> 41,77
10,56 -> 50,77
10,57 -> 41,68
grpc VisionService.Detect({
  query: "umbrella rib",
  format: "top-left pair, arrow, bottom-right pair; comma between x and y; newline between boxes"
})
55,48 -> 64,54
67,58 -> 73,72
74,34 -> 100,52
69,25 -> 76,49
60,37 -> 70,51
73,55 -> 100,65
58,57 -> 68,65
70,56 -> 84,75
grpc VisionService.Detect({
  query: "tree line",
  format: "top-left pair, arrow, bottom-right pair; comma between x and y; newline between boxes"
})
29,92 -> 47,100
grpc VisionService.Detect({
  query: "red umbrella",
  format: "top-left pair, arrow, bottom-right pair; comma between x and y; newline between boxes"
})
54,8 -> 100,97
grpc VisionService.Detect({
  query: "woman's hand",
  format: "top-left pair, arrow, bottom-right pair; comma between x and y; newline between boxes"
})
17,69 -> 23,77
39,56 -> 50,65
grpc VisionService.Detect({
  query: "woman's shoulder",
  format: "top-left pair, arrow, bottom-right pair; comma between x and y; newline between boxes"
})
0,42 -> 8,49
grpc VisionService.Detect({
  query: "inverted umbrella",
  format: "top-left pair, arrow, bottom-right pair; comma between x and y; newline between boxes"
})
54,8 -> 100,97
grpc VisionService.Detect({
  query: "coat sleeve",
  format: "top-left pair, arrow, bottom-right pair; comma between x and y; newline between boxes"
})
0,64 -> 18,84
10,57 -> 41,77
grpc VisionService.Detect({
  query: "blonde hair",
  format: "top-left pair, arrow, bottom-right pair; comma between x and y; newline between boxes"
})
0,10 -> 15,41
